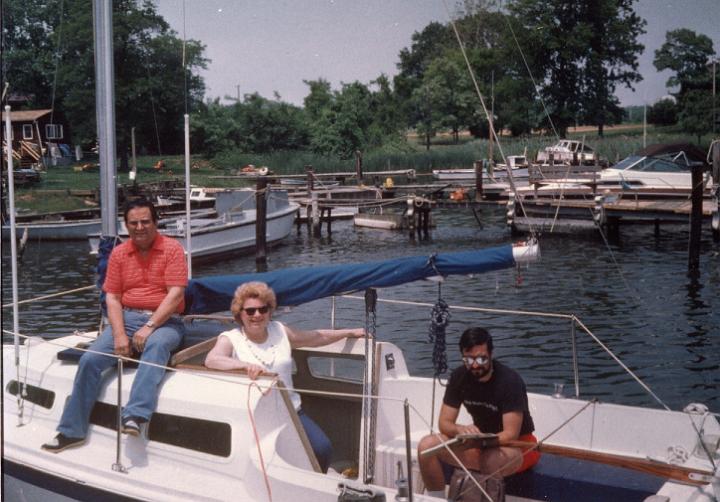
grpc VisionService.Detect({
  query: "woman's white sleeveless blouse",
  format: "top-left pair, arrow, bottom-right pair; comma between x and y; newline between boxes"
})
219,321 -> 301,410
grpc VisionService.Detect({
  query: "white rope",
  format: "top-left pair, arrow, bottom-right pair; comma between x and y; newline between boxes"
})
1,284 -> 96,309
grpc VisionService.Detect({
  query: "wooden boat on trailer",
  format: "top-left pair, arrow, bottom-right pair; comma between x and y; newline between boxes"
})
3,242 -> 719,501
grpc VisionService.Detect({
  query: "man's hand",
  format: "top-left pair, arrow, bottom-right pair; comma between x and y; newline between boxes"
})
114,334 -> 132,357
455,424 -> 481,437
132,326 -> 154,353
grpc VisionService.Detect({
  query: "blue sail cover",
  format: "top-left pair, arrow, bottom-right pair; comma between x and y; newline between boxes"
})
184,244 -> 516,315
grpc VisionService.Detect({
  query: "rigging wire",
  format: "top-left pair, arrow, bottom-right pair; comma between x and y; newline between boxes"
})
468,2 -> 650,310
501,6 -> 560,141
441,0 -> 539,243
182,0 -> 189,116
49,0 -> 66,128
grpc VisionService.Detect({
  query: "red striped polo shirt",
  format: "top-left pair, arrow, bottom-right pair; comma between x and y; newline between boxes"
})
103,234 -> 188,313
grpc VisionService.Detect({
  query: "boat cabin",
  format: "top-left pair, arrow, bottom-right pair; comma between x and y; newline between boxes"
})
536,140 -> 599,166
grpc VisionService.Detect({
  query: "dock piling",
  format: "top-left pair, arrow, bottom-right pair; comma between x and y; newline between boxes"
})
474,160 -> 483,199
311,191 -> 321,237
355,150 -> 363,186
255,177 -> 268,264
688,165 -> 703,272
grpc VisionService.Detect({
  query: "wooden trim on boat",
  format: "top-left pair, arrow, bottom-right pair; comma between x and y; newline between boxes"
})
505,440 -> 714,486
276,380 -> 322,473
170,337 -> 218,367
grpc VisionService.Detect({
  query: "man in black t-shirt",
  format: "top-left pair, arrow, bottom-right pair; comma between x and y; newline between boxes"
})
417,327 -> 540,498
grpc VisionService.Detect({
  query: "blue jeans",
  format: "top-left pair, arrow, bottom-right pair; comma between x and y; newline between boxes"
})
298,408 -> 332,473
57,310 -> 184,439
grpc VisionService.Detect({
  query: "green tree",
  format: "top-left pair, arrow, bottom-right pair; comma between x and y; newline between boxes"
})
3,0 -> 208,165
190,99 -> 238,157
580,0 -> 645,136
654,29 -> 716,97
2,0 -> 60,107
422,56 -> 475,144
394,22 -> 455,128
508,0 -> 645,137
647,98 -> 678,126
309,82 -> 376,159
302,79 -> 333,123
677,90 -> 713,143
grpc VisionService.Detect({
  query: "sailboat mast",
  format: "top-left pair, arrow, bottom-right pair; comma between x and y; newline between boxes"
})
93,0 -> 118,236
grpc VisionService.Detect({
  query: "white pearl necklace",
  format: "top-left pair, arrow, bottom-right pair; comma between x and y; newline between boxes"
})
242,330 -> 277,368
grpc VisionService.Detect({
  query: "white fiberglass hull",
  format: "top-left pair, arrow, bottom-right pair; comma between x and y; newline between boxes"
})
4,332 -> 718,502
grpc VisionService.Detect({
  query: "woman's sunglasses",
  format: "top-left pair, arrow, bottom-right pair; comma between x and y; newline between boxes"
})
242,305 -> 270,316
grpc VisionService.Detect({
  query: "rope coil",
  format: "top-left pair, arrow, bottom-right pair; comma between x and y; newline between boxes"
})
428,283 -> 450,379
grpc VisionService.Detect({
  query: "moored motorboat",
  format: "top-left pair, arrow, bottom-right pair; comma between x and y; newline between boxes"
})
432,155 -> 529,181
87,189 -> 299,262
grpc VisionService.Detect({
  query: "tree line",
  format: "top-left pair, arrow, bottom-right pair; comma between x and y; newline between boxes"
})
3,0 -> 717,163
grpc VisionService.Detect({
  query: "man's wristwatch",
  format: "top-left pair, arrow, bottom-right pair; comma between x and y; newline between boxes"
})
145,320 -> 155,329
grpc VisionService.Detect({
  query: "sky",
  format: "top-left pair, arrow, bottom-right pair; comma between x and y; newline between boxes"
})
154,0 -> 720,108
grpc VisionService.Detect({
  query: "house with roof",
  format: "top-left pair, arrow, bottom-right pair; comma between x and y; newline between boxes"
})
1,108 -> 73,169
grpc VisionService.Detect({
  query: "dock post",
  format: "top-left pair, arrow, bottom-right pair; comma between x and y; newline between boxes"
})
305,164 -> 314,191
256,177 -> 268,264
474,160 -> 483,200
712,142 -> 720,242
311,191 -> 321,237
688,165 -> 703,272
326,207 -> 332,235
406,197 -> 415,238
355,150 -> 363,186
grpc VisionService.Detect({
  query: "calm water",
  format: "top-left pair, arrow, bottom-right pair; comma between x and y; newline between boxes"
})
2,207 -> 719,412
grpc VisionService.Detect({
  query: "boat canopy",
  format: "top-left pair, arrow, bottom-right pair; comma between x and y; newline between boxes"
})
184,244 -> 522,314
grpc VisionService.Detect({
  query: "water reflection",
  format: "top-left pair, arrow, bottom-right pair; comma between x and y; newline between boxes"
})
2,208 -> 719,412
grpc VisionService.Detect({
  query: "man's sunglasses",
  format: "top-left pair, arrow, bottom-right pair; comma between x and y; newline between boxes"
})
462,355 -> 490,366
242,305 -> 270,316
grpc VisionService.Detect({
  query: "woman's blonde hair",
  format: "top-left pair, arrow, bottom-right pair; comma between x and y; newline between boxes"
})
230,281 -> 277,322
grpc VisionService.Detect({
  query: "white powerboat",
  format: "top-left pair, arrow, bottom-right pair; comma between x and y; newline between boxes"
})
87,189 -> 299,262
536,140 -> 599,165
432,156 -> 529,181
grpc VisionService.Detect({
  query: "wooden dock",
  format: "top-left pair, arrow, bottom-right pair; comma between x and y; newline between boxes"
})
508,192 -> 719,235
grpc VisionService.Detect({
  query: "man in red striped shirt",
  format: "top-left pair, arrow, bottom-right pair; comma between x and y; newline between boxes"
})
43,199 -> 188,453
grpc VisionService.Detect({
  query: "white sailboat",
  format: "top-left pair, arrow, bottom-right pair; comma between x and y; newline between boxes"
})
3,242 -> 719,501
3,3 -> 719,501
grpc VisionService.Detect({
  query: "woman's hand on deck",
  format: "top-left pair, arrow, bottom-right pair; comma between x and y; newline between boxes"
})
246,363 -> 265,380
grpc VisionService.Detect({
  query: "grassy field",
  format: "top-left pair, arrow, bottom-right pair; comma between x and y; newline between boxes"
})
7,127 -> 714,214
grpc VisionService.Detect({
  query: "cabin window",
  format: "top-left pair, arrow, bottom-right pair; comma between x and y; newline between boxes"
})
22,124 -> 33,139
89,402 -> 232,457
45,124 -> 63,140
307,356 -> 364,383
6,380 -> 55,409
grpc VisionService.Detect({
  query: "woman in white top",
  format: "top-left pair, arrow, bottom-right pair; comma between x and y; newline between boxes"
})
205,281 -> 364,472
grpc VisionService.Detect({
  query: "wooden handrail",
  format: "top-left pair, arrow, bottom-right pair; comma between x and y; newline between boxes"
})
505,440 -> 714,487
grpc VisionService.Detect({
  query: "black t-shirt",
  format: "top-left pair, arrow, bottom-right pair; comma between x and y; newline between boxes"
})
443,360 -> 535,436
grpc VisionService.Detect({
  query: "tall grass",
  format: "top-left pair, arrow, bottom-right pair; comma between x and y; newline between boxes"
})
211,129 -> 714,175
10,128 -> 713,213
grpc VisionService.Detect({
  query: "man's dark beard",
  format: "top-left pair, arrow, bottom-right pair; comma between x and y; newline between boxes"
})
471,361 -> 492,380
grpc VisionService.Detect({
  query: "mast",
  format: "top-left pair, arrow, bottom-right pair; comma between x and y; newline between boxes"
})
93,0 -> 118,236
